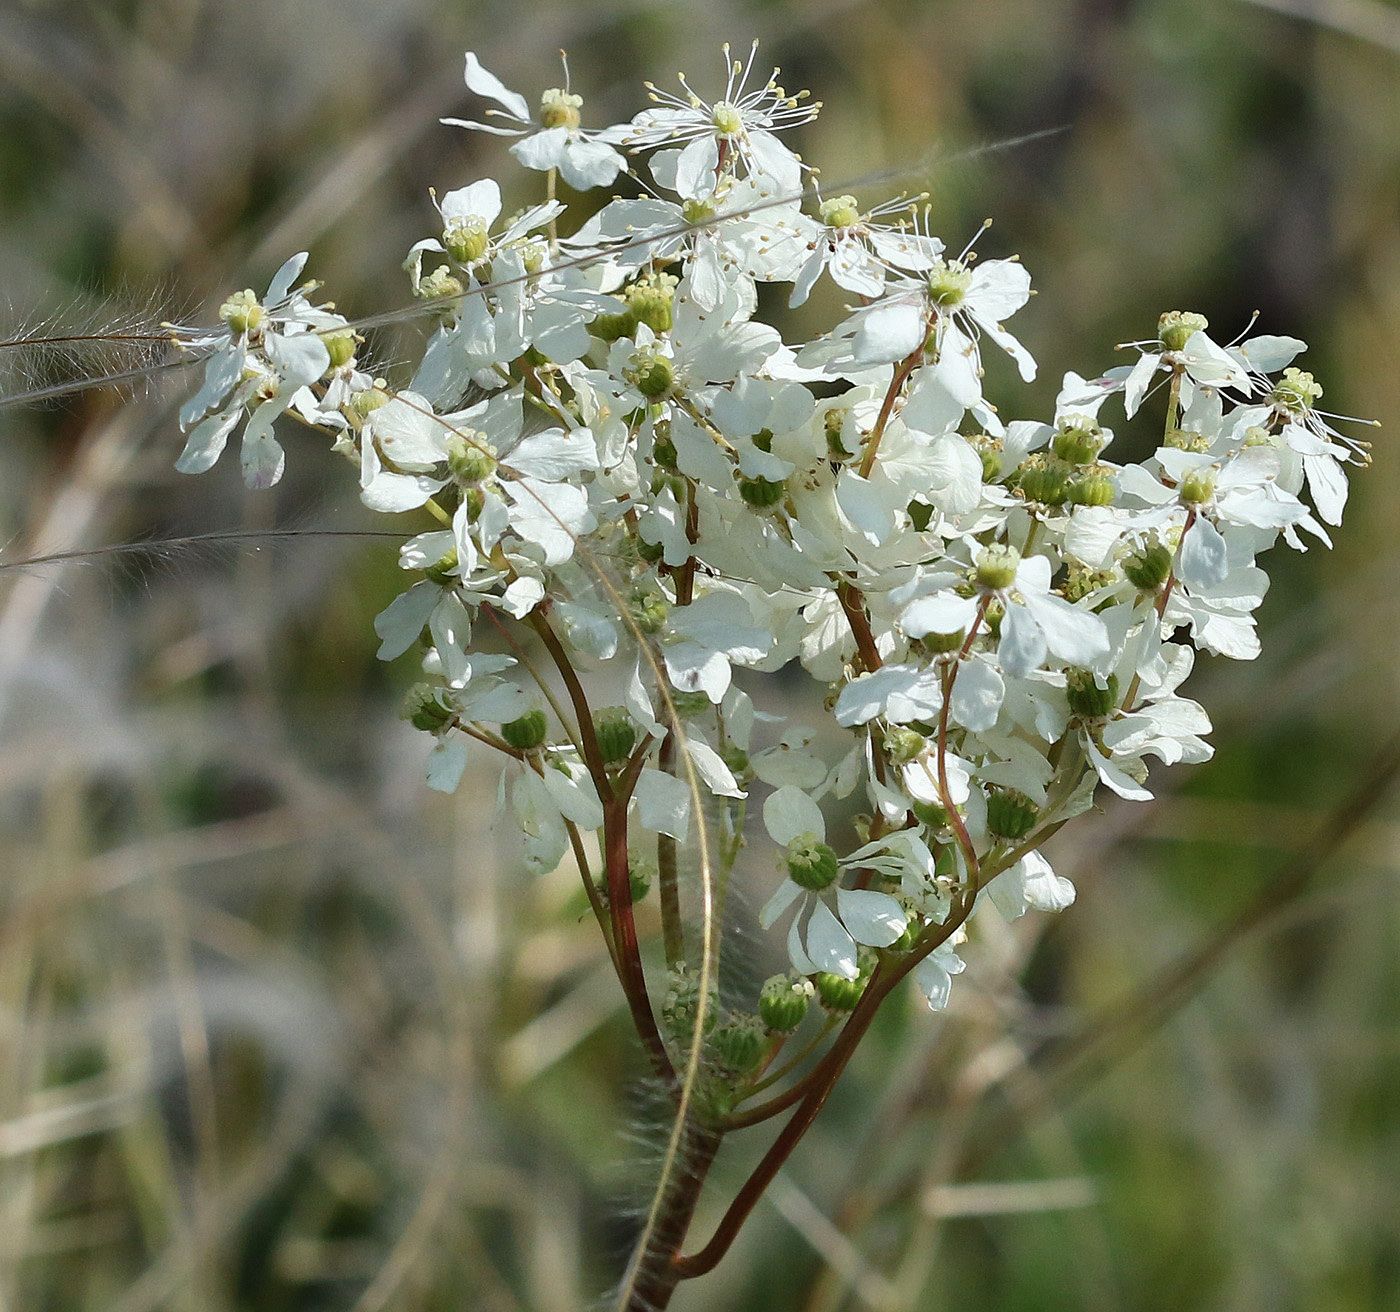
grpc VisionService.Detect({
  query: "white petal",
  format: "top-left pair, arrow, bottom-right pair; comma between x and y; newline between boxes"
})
950,658 -> 1004,732
462,52 -> 531,122
1178,515 -> 1229,589
835,888 -> 907,947
760,878 -> 803,930
632,768 -> 691,840
1021,593 -> 1110,666
763,785 -> 825,846
805,901 -> 859,979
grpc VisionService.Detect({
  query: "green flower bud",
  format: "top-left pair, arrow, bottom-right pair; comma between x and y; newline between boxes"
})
624,271 -> 679,335
444,217 -> 490,265
926,257 -> 972,307
1158,309 -> 1208,352
219,289 -> 263,335
785,834 -> 840,891
1052,418 -> 1104,466
501,708 -> 548,751
1066,669 -> 1119,718
986,787 -> 1038,840
445,433 -> 497,486
1271,366 -> 1323,411
738,474 -> 787,512
711,1016 -> 767,1075
402,683 -> 453,732
662,964 -> 717,1041
590,309 -> 635,342
759,974 -> 814,1033
417,266 -> 464,301
629,349 -> 674,399
884,726 -> 928,766
1123,540 -> 1174,591
539,87 -> 582,130
976,543 -> 1021,591
1068,472 -> 1115,506
424,547 -> 458,587
322,329 -> 357,370
819,193 -> 861,229
911,799 -> 949,829
815,971 -> 866,1012
596,708 -> 638,765
1179,468 -> 1216,505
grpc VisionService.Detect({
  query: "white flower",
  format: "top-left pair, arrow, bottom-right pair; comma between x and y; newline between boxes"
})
441,52 -> 626,190
623,41 -> 818,198
759,786 -> 907,980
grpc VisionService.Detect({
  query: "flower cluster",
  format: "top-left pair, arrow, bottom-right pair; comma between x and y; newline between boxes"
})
172,45 -> 1369,1025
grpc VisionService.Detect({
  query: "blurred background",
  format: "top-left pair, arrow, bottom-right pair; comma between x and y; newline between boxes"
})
1,0 -> 1398,1308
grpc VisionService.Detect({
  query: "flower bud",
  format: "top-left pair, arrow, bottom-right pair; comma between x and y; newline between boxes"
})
539,87 -> 583,130
711,1016 -> 767,1075
975,543 -> 1021,591
402,683 -> 453,732
444,218 -> 490,266
819,193 -> 861,229
738,474 -> 787,512
1051,418 -> 1104,466
926,257 -> 972,307
986,787 -> 1037,840
1179,468 -> 1216,506
596,707 -> 638,765
759,974 -> 814,1033
1158,309 -> 1208,352
1123,540 -> 1174,591
501,708 -> 548,751
815,970 -> 866,1012
445,432 -> 497,485
1067,472 -> 1115,506
884,726 -> 928,766
662,964 -> 717,1041
785,834 -> 840,891
1066,669 -> 1119,718
219,289 -> 263,335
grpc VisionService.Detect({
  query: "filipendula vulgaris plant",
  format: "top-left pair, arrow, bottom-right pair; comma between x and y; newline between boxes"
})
163,41 -> 1374,1310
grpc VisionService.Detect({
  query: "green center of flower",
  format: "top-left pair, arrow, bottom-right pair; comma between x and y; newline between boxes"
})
1271,366 -> 1323,412
1157,309 -> 1208,352
785,834 -> 840,891
444,217 -> 490,265
219,289 -> 263,335
819,194 -> 861,229
1179,468 -> 1216,506
445,432 -> 497,485
711,101 -> 744,135
629,349 -> 674,399
927,258 -> 972,307
539,88 -> 583,130
975,543 -> 1021,591
682,197 -> 718,225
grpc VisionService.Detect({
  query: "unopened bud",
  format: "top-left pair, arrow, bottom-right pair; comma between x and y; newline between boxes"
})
402,683 -> 453,732
738,474 -> 786,512
711,1016 -> 767,1075
1123,540 -> 1174,591
815,970 -> 866,1012
596,708 -> 638,765
986,787 -> 1037,840
501,708 -> 549,751
759,974 -> 814,1032
1052,418 -> 1104,465
1066,669 -> 1119,718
